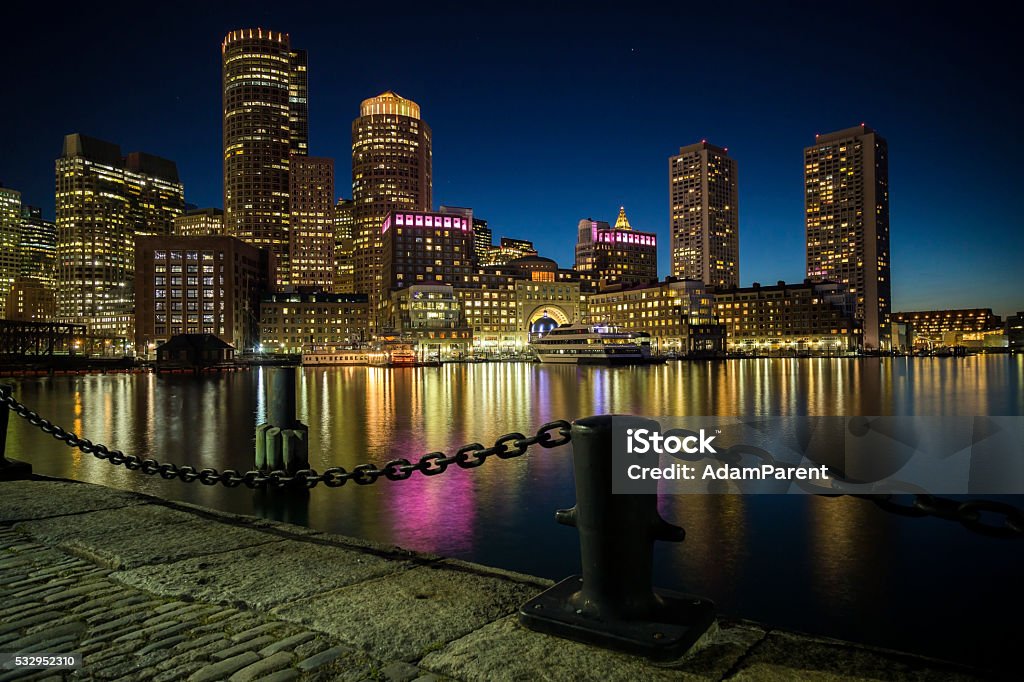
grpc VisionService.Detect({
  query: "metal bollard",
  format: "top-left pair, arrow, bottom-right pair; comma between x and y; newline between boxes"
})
0,385 -> 33,481
255,367 -> 309,476
519,414 -> 715,660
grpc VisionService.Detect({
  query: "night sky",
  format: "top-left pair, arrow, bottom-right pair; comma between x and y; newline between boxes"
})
3,1 -> 1021,315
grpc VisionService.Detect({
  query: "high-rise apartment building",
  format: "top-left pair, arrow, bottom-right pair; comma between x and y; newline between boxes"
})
472,218 -> 491,265
805,124 -> 891,350
222,29 -> 307,288
174,208 -> 224,237
351,91 -> 432,325
575,207 -> 657,289
289,155 -> 334,289
669,141 -> 739,289
0,186 -> 22,319
10,205 -> 59,321
55,134 -> 184,336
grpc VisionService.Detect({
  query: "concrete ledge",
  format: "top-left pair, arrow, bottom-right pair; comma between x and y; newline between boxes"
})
0,478 -> 1001,681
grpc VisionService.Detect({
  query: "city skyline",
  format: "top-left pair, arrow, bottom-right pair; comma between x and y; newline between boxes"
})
2,3 -> 1022,315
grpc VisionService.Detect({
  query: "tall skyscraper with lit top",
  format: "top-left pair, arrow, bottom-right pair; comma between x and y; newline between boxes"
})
222,29 -> 308,288
805,124 -> 891,350
351,91 -> 432,328
669,141 -> 739,289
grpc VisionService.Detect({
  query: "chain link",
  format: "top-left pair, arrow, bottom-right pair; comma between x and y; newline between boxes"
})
2,387 -> 1020,538
0,386 -> 571,491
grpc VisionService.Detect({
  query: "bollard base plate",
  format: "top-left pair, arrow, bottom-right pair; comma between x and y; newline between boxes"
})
518,575 -> 715,661
0,458 -> 33,481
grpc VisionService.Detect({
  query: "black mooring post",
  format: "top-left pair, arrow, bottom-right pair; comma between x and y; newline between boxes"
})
268,367 -> 298,430
0,385 -> 32,481
519,414 -> 715,660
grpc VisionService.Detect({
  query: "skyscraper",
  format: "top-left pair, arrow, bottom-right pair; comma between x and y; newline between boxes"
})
805,124 -> 891,350
289,155 -> 335,289
55,134 -> 184,336
575,207 -> 658,288
351,91 -> 432,327
222,29 -> 307,288
333,198 -> 355,293
0,185 -> 21,319
669,141 -> 739,289
18,206 -> 57,287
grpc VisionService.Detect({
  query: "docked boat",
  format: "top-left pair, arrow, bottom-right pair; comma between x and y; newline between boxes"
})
367,343 -> 419,367
529,323 -> 665,365
301,349 -> 368,366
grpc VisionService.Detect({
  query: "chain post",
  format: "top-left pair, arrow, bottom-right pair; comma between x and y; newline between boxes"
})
519,415 -> 715,661
0,384 -> 33,480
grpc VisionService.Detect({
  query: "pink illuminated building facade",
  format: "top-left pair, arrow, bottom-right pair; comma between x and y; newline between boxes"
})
575,207 -> 657,289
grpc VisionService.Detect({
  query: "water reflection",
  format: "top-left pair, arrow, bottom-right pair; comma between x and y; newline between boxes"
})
4,356 -> 1023,670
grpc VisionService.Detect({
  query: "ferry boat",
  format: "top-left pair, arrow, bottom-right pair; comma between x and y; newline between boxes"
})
367,344 -> 419,367
529,323 -> 664,365
301,349 -> 368,366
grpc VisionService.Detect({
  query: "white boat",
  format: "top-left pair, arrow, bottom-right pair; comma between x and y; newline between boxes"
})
301,349 -> 368,366
529,323 -> 664,365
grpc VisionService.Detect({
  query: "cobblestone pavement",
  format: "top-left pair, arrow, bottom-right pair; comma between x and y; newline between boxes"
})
0,480 -> 997,681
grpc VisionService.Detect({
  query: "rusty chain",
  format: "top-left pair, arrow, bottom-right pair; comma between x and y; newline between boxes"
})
2,385 -> 1021,538
0,386 -> 570,490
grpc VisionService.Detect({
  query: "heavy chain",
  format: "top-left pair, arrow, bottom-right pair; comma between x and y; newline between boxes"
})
3,385 -> 1020,538
662,428 -> 1024,539
0,387 -> 571,489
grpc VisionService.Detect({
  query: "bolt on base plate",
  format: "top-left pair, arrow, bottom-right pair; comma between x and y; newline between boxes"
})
519,575 -> 716,661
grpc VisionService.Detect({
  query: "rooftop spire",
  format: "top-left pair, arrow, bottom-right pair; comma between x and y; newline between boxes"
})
614,206 -> 632,230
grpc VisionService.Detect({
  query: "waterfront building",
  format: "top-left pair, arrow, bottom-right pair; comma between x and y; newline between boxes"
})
0,186 -> 22,319
351,91 -> 432,326
891,309 -> 1004,349
55,134 -> 184,338
510,257 -> 584,346
575,207 -> 657,289
333,198 -> 355,293
390,284 -> 472,357
805,124 -> 891,350
289,155 -> 335,290
222,29 -> 306,287
453,272 -> 518,353
4,278 -> 56,323
713,280 -> 860,353
480,237 -> 538,266
259,290 -> 369,353
380,209 -> 474,327
174,208 -> 223,237
1007,312 -> 1024,352
134,235 -> 272,358
669,141 -> 739,289
587,278 -> 723,355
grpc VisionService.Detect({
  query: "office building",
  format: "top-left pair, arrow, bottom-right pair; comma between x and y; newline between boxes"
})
222,29 -> 307,287
891,309 -> 1004,348
805,124 -> 891,350
669,141 -> 739,288
174,208 -> 223,237
380,209 -> 474,326
4,278 -> 56,323
480,237 -> 538,266
289,155 -> 335,289
0,186 -> 21,318
259,291 -> 368,352
472,218 -> 491,265
334,198 -> 355,293
134,235 -> 272,357
390,284 -> 472,356
55,134 -> 184,337
351,91 -> 432,323
575,207 -> 657,288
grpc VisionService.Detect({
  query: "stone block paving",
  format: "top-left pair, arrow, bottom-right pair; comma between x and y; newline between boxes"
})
0,481 -> 997,681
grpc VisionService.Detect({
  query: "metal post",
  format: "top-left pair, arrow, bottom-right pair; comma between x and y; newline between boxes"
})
519,414 -> 714,660
268,366 -> 298,430
0,385 -> 32,480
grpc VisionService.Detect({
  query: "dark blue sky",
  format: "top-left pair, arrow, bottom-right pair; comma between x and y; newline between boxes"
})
3,1 -> 1021,315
